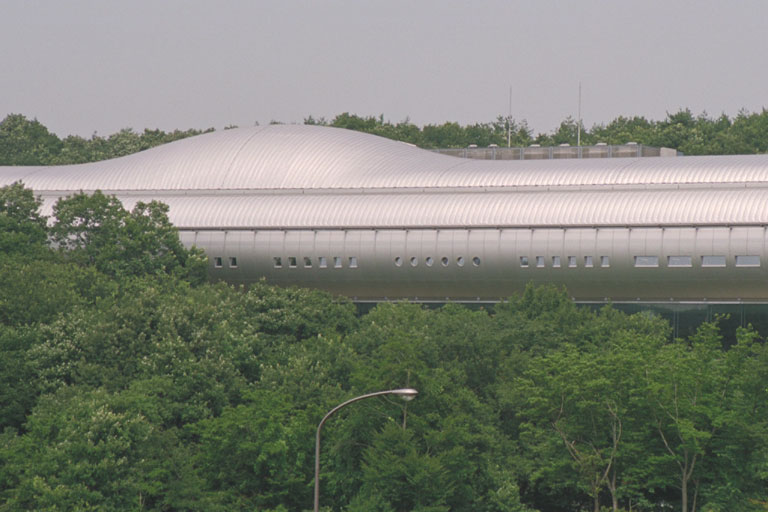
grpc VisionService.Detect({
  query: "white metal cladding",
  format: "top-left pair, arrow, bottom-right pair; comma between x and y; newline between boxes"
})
57,188 -> 768,229
5,125 -> 768,195
197,226 -> 768,301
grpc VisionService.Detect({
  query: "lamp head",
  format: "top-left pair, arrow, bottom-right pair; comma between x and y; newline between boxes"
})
391,388 -> 418,402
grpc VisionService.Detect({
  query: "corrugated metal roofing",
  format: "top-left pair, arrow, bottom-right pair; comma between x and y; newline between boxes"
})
4,124 -> 768,192
4,124 -> 768,230
32,188 -> 766,229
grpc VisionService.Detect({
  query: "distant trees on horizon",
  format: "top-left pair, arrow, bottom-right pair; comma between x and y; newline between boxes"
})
2,108 -> 768,166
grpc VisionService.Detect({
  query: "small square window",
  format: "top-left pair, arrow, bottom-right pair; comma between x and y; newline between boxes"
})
520,256 -> 529,267
273,257 -> 282,268
584,256 -> 594,268
214,257 -> 223,268
349,256 -> 358,268
600,256 -> 610,268
634,256 -> 658,267
736,255 -> 760,267
228,257 -> 238,268
333,256 -> 342,268
702,255 -> 726,267
568,256 -> 577,268
668,255 -> 692,267
536,256 -> 545,268
319,256 -> 328,268
552,256 -> 561,268
304,257 -> 312,268
288,257 -> 297,268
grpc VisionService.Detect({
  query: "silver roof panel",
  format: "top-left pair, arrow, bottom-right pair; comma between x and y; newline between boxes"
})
4,124 -> 768,230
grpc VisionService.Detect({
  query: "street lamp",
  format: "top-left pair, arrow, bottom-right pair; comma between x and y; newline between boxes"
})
313,388 -> 418,512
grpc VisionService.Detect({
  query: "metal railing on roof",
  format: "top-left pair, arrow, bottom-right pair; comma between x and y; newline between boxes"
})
432,144 -> 682,160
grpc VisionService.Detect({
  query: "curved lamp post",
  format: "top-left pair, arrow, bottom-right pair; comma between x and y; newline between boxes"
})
314,388 -> 418,512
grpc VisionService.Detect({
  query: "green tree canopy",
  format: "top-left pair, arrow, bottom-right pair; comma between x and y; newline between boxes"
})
50,191 -> 207,282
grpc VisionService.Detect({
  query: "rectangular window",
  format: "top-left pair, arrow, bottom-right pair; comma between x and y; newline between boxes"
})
318,256 -> 328,268
552,256 -> 561,268
584,256 -> 594,268
349,256 -> 358,268
288,257 -> 297,268
668,255 -> 692,267
273,257 -> 282,268
228,257 -> 238,268
601,256 -> 610,268
520,256 -> 529,267
536,256 -> 545,268
634,256 -> 659,267
568,256 -> 577,268
214,257 -> 223,268
333,256 -> 342,268
304,257 -> 312,268
735,255 -> 760,267
702,255 -> 726,267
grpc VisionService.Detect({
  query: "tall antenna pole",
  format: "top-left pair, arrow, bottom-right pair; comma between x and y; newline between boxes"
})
577,82 -> 582,147
507,85 -> 512,148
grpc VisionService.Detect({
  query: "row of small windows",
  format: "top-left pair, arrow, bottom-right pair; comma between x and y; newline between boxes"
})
217,254 -> 761,270
394,256 -> 482,267
273,256 -> 358,269
634,255 -> 760,268
520,255 -> 761,269
213,257 -> 237,268
521,255 -> 611,268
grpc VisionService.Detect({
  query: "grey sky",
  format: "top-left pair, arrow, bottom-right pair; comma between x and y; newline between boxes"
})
2,0 -> 766,137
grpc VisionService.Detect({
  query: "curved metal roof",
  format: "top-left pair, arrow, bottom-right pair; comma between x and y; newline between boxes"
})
4,124 -> 768,192
4,124 -> 768,229
33,187 -> 764,229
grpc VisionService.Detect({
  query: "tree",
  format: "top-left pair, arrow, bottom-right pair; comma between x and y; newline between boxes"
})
0,114 -> 62,165
0,387 -> 154,511
512,307 -> 668,512
0,182 -> 49,258
195,390 -> 314,510
644,322 -> 732,512
50,191 -> 207,282
339,302 -> 526,512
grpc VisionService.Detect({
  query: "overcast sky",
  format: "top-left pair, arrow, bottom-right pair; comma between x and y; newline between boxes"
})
2,0 -> 766,137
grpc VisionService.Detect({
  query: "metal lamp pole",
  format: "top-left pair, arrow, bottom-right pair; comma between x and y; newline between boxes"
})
313,388 -> 418,512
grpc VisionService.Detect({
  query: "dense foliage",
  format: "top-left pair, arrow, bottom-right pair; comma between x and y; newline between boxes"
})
313,109 -> 768,155
1,183 -> 767,511
0,114 -> 212,166
2,109 -> 768,167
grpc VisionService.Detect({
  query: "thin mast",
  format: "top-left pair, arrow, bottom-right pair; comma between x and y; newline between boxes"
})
577,82 -> 582,147
507,85 -> 512,148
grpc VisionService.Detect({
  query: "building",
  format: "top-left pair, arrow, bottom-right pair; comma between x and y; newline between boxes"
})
3,124 -> 768,331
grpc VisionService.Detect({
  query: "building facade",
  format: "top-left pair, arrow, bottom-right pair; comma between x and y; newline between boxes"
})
3,124 -> 768,313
